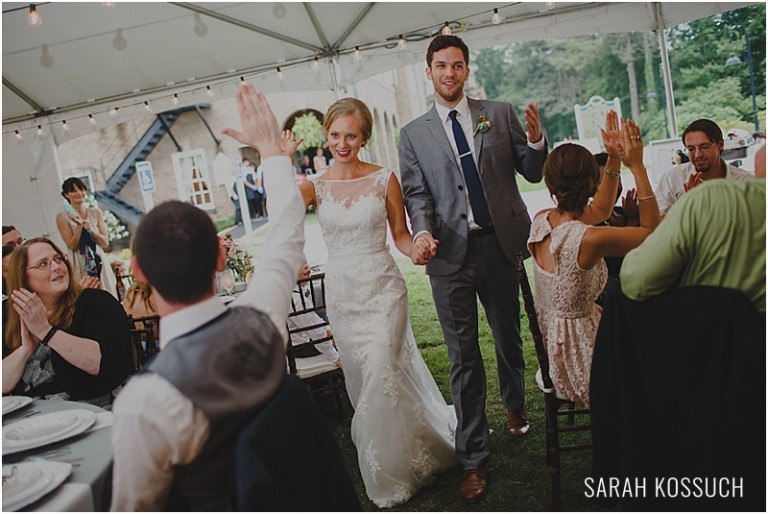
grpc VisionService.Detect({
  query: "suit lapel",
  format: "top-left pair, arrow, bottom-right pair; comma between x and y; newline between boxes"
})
424,105 -> 459,165
469,99 -> 486,167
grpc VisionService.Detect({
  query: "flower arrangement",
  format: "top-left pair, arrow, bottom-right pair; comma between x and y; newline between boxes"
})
474,115 -> 492,135
219,233 -> 253,282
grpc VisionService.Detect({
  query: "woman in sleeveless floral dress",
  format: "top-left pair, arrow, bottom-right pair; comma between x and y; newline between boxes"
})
527,112 -> 660,408
297,98 -> 457,508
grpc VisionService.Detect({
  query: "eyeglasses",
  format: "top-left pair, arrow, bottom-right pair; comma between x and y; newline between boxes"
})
685,143 -> 715,155
27,255 -> 66,271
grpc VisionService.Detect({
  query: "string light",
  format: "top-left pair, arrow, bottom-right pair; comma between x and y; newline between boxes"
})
206,85 -> 214,98
491,8 -> 503,25
144,101 -> 153,112
27,4 -> 42,27
397,35 -> 406,49
172,94 -> 180,106
545,2 -> 556,10
240,76 -> 246,82
62,120 -> 70,132
89,114 -> 97,125
441,23 -> 452,36
354,46 -> 362,61
102,2 -> 115,7
15,130 -> 23,141
110,107 -> 119,116
276,67 -> 284,79
311,56 -> 320,70
37,125 -> 44,136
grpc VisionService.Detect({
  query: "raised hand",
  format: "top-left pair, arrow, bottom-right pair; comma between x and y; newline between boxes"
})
621,188 -> 640,226
524,103 -> 543,144
222,83 -> 282,158
79,276 -> 101,289
683,172 -> 703,192
619,118 -> 644,171
600,110 -> 623,157
280,130 -> 304,157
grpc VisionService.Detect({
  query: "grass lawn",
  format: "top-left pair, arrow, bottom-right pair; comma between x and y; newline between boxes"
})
323,257 -> 612,512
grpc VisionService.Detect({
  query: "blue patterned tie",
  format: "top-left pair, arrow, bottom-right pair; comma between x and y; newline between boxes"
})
448,110 -> 491,228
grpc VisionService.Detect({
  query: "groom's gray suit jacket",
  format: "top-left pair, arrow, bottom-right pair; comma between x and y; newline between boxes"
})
399,98 -> 547,274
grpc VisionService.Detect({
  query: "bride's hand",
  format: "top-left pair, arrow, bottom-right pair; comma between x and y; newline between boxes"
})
280,130 -> 303,157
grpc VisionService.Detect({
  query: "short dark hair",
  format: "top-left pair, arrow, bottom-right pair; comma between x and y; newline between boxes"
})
426,35 -> 469,67
2,225 -> 16,235
593,152 -> 608,167
544,144 -> 601,213
61,177 -> 89,201
682,119 -> 723,146
133,201 -> 219,304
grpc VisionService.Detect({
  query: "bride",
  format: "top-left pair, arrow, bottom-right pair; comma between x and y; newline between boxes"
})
298,98 -> 457,508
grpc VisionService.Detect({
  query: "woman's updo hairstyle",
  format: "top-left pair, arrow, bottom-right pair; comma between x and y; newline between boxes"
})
323,98 -> 373,147
543,143 -> 602,213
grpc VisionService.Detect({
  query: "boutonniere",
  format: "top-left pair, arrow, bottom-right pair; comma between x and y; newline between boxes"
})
474,115 -> 491,135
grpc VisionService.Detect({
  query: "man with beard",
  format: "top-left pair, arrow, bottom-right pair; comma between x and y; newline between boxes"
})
655,119 -> 753,215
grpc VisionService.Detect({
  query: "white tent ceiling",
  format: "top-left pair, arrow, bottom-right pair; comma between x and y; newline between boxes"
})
2,1 -> 754,138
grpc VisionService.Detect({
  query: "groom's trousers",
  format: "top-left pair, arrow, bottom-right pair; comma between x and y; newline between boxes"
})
429,230 -> 526,470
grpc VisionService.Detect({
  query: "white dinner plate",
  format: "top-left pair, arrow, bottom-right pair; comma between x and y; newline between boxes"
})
219,294 -> 236,304
1,396 -> 34,416
2,409 -> 96,455
2,460 -> 72,511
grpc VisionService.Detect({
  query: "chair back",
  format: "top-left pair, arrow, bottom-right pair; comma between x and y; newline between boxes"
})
515,252 -> 555,392
128,314 -> 161,371
285,273 -> 335,376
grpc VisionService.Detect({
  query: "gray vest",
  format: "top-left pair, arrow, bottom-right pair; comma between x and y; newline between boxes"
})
146,306 -> 285,511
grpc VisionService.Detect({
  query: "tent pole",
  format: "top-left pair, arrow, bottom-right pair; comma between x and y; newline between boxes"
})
654,2 -> 678,138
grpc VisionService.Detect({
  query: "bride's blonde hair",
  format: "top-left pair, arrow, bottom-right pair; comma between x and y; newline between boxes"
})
323,98 -> 373,147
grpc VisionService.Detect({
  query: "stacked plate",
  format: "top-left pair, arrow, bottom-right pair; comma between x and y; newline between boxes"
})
2,396 -> 34,416
2,460 -> 73,511
2,409 -> 96,456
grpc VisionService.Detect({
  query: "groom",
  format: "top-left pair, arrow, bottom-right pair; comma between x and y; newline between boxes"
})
399,35 -> 547,502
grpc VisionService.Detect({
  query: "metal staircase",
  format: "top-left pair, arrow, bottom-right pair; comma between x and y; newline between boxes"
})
94,105 -> 203,225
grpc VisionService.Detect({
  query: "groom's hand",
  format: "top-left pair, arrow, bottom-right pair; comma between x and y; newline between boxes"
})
411,233 -> 438,265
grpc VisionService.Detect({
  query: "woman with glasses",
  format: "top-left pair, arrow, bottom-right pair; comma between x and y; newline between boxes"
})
2,238 -> 132,408
55,177 -> 118,298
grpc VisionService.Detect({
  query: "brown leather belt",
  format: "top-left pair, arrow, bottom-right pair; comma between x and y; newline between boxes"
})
469,225 -> 495,238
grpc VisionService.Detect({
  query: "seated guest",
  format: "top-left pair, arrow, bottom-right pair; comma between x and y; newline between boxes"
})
122,280 -> 160,347
110,83 -> 306,511
655,118 -> 753,215
621,143 -> 766,313
289,263 -> 341,368
2,225 -> 23,248
527,113 -> 660,407
2,238 -> 132,408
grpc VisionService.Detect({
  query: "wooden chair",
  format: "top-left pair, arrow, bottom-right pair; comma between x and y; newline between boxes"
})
286,273 -> 347,417
515,253 -> 591,511
128,314 -> 161,371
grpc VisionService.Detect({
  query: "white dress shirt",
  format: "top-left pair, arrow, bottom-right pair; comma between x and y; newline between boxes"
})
111,155 -> 305,511
655,160 -> 754,215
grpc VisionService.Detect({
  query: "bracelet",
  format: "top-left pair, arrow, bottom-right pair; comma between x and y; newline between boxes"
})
604,169 -> 621,178
637,194 -> 656,202
40,326 -> 58,346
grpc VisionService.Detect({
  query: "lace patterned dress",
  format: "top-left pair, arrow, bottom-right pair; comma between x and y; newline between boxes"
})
313,168 -> 457,508
527,213 -> 607,408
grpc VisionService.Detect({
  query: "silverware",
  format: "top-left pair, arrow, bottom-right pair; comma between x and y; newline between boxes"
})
2,409 -> 41,425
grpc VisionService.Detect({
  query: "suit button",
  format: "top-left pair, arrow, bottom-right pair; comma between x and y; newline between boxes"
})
461,214 -> 467,220
458,185 -> 464,191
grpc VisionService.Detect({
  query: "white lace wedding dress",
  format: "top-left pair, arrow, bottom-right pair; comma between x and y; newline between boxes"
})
313,168 -> 457,508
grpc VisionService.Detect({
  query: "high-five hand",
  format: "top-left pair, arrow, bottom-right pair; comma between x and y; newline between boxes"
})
222,83 -> 282,158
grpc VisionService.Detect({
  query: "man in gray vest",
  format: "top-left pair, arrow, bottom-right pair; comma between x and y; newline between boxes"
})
111,83 -> 306,510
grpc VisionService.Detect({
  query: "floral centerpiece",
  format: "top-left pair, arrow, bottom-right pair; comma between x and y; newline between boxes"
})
218,233 -> 254,282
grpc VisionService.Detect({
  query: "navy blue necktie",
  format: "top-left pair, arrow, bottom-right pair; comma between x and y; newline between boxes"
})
448,110 -> 491,228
